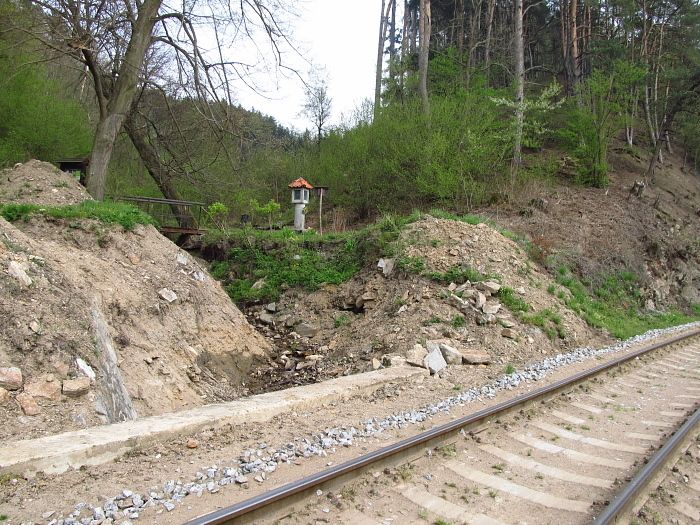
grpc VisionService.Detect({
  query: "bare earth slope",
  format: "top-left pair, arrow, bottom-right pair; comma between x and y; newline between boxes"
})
503,147 -> 700,307
0,161 -> 270,440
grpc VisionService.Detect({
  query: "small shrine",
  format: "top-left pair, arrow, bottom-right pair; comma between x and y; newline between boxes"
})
288,177 -> 313,231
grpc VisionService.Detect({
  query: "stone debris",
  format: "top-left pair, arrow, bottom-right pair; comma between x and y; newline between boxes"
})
264,303 -> 277,313
0,387 -> 10,403
76,358 -> 96,381
482,302 -> 501,314
501,328 -> 518,339
382,354 -> 407,367
7,260 -> 32,287
258,312 -> 275,325
406,344 -> 428,367
475,292 -> 487,309
176,253 -> 189,265
295,323 -> 319,338
186,438 -> 199,449
461,351 -> 492,365
0,367 -> 23,390
438,342 -> 463,365
25,375 -> 61,400
371,358 -> 381,370
16,392 -> 40,415
423,346 -> 447,375
377,258 -> 395,277
29,320 -> 41,334
477,281 -> 501,294
158,288 -> 178,303
62,377 -> 91,397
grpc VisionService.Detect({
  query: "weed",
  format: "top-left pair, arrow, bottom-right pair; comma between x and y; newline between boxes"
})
423,315 -> 445,326
498,287 -> 531,313
436,443 -> 457,458
340,485 -> 356,501
334,314 -> 351,328
491,463 -> 505,473
535,473 -> 544,480
472,486 -> 480,495
444,482 -> 457,488
0,515 -> 7,521
398,464 -> 414,481
488,489 -> 498,499
397,255 -> 426,274
426,265 -> 487,284
547,284 -> 556,294
452,384 -> 462,391
505,363 -> 516,375
418,508 -> 429,520
580,425 -> 590,431
451,315 -> 466,328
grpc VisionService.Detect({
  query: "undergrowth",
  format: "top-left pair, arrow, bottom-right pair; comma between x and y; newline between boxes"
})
0,201 -> 154,230
554,266 -> 700,339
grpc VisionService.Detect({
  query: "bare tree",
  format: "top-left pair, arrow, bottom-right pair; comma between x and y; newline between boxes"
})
418,0 -> 431,116
302,73 -> 332,148
511,0 -> 525,188
23,0 -> 296,200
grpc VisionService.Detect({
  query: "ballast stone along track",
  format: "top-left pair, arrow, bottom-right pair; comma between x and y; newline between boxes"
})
189,329 -> 700,525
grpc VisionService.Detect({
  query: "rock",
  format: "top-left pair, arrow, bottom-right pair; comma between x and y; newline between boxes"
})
439,343 -> 463,365
186,438 -> 199,449
477,281 -> 501,294
498,318 -> 515,328
482,302 -> 501,315
25,375 -> 61,400
475,292 -> 487,309
163,501 -> 176,512
423,347 -> 447,375
515,287 -> 526,295
361,291 -> 377,301
454,283 -> 472,294
0,367 -> 23,390
251,279 -> 266,290
264,303 -> 277,313
158,288 -> 177,303
372,358 -> 381,370
0,387 -> 10,403
447,282 -> 457,291
462,351 -> 492,365
76,358 -> 96,380
501,328 -> 518,339
377,258 -> 395,277
406,345 -> 428,367
7,261 -> 32,287
29,320 -> 41,334
644,298 -> 656,311
128,253 -> 141,265
382,355 -> 407,367
176,253 -> 189,265
296,323 -> 319,338
16,392 -> 40,415
476,313 -> 497,325
62,377 -> 91,397
258,313 -> 275,325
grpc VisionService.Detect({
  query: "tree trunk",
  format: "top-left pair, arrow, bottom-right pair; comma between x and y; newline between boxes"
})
85,0 -> 162,200
374,0 -> 387,117
484,0 -> 496,83
511,0 -> 525,189
419,0 -> 432,116
124,116 -> 196,230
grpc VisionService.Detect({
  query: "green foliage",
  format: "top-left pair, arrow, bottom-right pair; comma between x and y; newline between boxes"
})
556,61 -> 645,187
0,8 -> 92,167
504,363 -> 516,374
397,256 -> 426,274
521,308 -> 565,340
207,202 -> 229,230
0,201 -> 154,230
334,314 -> 351,328
498,287 -> 530,313
208,227 -> 365,304
250,198 -> 281,230
426,265 -> 487,284
451,314 -> 466,328
555,266 -> 700,339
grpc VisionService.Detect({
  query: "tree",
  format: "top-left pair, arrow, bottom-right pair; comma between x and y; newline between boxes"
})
418,0 -> 432,116
302,74 -> 332,148
22,0 -> 295,200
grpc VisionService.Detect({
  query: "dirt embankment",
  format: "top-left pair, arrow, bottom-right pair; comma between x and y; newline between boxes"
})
502,147 -> 700,308
243,216 -> 609,392
0,161 -> 270,440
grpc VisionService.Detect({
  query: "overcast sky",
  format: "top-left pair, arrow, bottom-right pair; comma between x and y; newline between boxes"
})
235,0 -> 382,132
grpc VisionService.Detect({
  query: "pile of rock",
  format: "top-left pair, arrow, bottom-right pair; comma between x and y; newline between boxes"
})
0,365 -> 92,416
448,280 -> 522,339
402,339 -> 491,375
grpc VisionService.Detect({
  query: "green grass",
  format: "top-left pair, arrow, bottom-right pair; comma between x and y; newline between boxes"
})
521,307 -> 566,340
498,287 -> 530,313
451,314 -> 466,328
425,265 -> 488,284
0,201 -> 154,231
505,363 -> 516,374
334,314 -> 351,328
555,266 -> 700,339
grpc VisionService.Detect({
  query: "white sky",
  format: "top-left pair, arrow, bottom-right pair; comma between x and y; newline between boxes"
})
235,0 -> 382,132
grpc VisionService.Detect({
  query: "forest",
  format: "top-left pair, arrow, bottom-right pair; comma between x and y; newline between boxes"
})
0,0 -> 699,226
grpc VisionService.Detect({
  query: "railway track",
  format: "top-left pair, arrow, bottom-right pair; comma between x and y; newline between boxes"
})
187,329 -> 700,525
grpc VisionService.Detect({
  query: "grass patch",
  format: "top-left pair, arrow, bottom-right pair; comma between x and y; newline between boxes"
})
520,307 -> 566,340
498,287 -> 530,313
505,363 -> 516,374
0,201 -> 154,231
451,314 -> 466,328
556,267 -> 700,339
334,314 -> 351,328
425,265 -> 488,284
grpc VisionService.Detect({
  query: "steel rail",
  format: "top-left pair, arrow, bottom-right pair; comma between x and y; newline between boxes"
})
187,327 -> 700,525
593,405 -> 700,524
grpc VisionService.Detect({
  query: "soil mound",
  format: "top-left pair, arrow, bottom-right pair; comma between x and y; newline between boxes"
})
0,163 -> 270,441
245,216 -> 608,390
0,160 -> 91,205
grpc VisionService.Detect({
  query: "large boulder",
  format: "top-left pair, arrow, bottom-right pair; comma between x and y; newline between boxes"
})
0,367 -> 23,390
